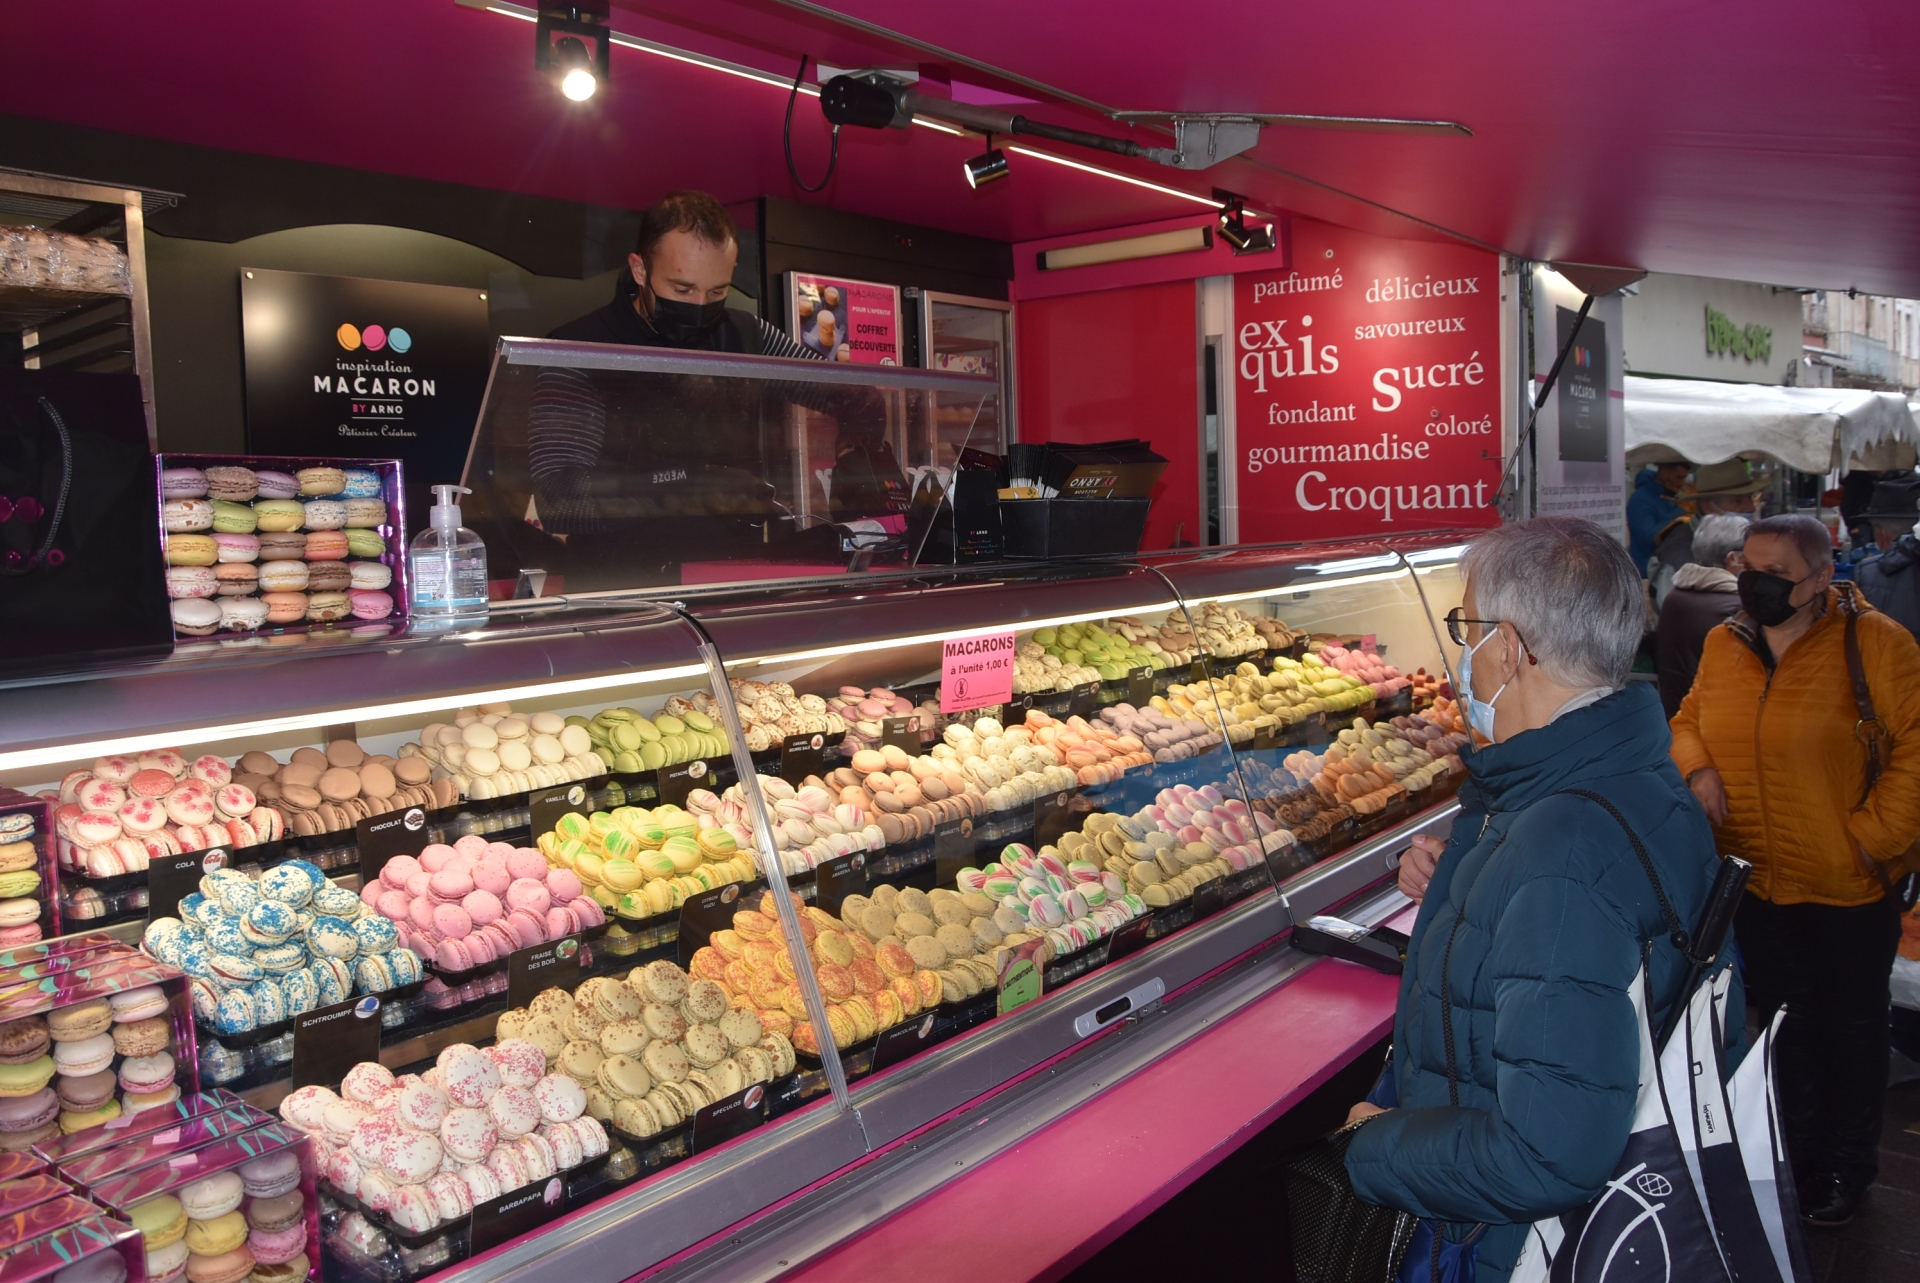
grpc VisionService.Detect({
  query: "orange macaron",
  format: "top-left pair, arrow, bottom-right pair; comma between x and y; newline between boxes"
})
301,531 -> 349,561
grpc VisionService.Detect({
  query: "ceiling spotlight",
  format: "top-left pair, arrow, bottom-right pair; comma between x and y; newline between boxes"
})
964,136 -> 1009,189
1215,189 -> 1275,255
535,4 -> 609,103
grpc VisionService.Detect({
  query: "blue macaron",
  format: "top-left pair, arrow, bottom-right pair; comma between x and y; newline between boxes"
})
174,942 -> 213,980
242,901 -> 298,945
354,954 -> 395,993
205,920 -> 252,957
312,885 -> 363,918
351,916 -> 398,956
342,470 -> 382,498
189,978 -> 221,1022
213,989 -> 257,1034
248,979 -> 287,1025
306,916 -> 359,961
259,866 -> 313,908
282,969 -> 318,1016
386,948 -> 423,987
254,943 -> 306,975
311,961 -> 346,1008
210,952 -> 263,984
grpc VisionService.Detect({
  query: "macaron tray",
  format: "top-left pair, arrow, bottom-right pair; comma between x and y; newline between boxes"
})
155,456 -> 408,640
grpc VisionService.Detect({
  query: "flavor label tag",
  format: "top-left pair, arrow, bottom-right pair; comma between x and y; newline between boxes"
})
931,817 -> 978,889
528,783 -> 593,842
779,733 -> 826,784
149,847 -> 228,924
995,937 -> 1046,1016
1360,634 -> 1378,655
1105,913 -> 1155,964
507,936 -> 582,1009
357,806 -> 429,888
814,854 -> 868,916
870,1011 -> 943,1073
469,1176 -> 567,1255
1191,877 -> 1227,921
879,717 -> 921,756
1127,665 -> 1155,706
291,995 -> 382,1089
1032,789 -> 1078,848
657,760 -> 717,809
940,630 -> 1017,714
677,880 -> 765,967
1190,654 -> 1211,683
689,1083 -> 770,1154
1069,681 -> 1101,719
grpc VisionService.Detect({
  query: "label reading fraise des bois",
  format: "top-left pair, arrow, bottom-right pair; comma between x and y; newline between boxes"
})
507,936 -> 582,1009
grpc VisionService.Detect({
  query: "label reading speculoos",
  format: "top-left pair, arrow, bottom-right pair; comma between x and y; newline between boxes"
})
149,846 -> 228,924
507,936 -> 582,1009
469,1177 -> 567,1254
291,995 -> 383,1089
528,783 -> 593,841
357,806 -> 430,888
689,1083 -> 770,1153
780,733 -> 826,784
677,880 -> 766,967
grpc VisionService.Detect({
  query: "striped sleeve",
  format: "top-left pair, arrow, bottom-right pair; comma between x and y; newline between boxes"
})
527,366 -> 606,531
756,317 -> 824,361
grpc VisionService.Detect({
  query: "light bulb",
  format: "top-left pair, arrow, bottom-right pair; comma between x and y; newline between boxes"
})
561,66 -> 598,101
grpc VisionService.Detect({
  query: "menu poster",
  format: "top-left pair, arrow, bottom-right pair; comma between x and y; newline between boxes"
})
786,272 -> 902,365
1232,218 -> 1503,542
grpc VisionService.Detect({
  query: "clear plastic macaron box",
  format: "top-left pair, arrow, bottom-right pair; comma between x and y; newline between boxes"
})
0,796 -> 56,951
0,1208 -> 143,1283
153,456 -> 408,642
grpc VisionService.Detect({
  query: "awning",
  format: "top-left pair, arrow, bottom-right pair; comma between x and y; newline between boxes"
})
1623,375 -> 1920,473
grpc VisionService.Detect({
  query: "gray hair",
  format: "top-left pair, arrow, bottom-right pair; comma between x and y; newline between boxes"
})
1460,517 -> 1645,688
1692,513 -> 1750,570
1745,513 -> 1833,569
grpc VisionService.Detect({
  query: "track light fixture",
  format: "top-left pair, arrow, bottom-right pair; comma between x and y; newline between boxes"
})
535,3 -> 609,103
963,134 -> 1009,189
1215,190 -> 1275,255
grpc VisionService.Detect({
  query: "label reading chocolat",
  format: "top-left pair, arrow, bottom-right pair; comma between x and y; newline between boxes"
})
469,1176 -> 567,1255
814,854 -> 868,916
870,1011 -> 944,1073
357,806 -> 429,888
507,936 -> 582,1009
291,995 -> 382,1089
1105,913 -> 1155,964
878,717 -> 920,756
528,783 -> 594,842
1127,665 -> 1156,706
677,880 -> 766,967
656,760 -> 717,810
931,817 -> 979,889
149,846 -> 228,924
779,733 -> 826,785
689,1083 -> 770,1154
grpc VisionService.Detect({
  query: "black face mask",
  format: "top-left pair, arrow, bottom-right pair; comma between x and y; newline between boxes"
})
1737,569 -> 1806,627
644,294 -> 729,346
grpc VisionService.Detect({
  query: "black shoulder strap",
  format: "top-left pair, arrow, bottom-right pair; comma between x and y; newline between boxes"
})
1556,788 -> 1691,953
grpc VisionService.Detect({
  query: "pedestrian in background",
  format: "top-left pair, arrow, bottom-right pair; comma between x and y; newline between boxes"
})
1671,512 -> 1920,1225
1852,474 -> 1920,639
1646,458 -> 1766,609
1627,458 -> 1690,575
1655,512 -> 1748,717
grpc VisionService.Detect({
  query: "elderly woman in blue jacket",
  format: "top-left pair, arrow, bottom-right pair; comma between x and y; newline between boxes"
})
1344,517 -> 1733,1282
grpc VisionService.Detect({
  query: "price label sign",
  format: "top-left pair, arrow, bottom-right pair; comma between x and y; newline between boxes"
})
1069,682 -> 1101,719
677,880 -> 764,966
870,1011 -> 944,1074
1189,655 -> 1211,684
1251,723 -> 1282,752
1127,666 -> 1155,707
148,847 -> 228,924
932,817 -> 979,888
357,806 -> 430,889
469,1176 -> 568,1256
1191,877 -> 1227,921
1105,913 -> 1155,964
1359,634 -> 1378,655
689,1083 -> 770,1154
1032,789 -> 1077,849
879,717 -> 920,756
507,936 -> 583,1009
290,995 -> 383,1090
657,759 -> 717,809
814,853 -> 869,916
940,629 -> 1017,715
780,733 -> 826,784
528,783 -> 592,841
995,937 -> 1046,1016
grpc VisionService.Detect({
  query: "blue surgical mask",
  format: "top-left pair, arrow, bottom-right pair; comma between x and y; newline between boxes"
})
1458,629 -> 1510,741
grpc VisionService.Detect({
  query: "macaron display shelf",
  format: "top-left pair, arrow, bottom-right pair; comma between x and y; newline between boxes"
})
0,795 -> 57,951
155,456 -> 408,642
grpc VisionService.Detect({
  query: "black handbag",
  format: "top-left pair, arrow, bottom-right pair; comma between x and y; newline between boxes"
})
1284,1113 -> 1417,1283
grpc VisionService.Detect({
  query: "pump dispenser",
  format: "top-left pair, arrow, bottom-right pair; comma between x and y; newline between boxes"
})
409,484 -> 489,626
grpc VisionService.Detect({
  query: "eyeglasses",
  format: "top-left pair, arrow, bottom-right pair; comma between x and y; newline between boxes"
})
1443,607 -> 1538,664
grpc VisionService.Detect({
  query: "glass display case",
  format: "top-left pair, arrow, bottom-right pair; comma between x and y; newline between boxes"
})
0,533 -> 1471,1283
912,289 -> 1015,456
456,340 -> 1001,594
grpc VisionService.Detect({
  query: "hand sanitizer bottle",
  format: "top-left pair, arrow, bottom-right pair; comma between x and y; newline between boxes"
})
409,484 -> 489,627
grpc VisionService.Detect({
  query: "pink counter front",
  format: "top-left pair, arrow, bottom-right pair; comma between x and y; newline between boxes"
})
778,955 -> 1401,1283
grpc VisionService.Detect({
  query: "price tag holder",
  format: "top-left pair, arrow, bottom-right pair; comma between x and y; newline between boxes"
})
657,760 -> 718,809
357,805 -> 430,889
1359,634 -> 1378,655
879,717 -> 920,756
469,1177 -> 568,1256
1001,694 -> 1034,721
1211,652 -> 1248,678
814,853 -> 869,916
1189,655 -> 1211,684
1251,723 -> 1282,752
931,817 -> 980,888
1191,877 -> 1227,921
689,1083 -> 771,1154
1127,666 -> 1155,706
291,995 -> 383,1090
528,783 -> 593,841
996,937 -> 1046,1016
677,880 -> 764,967
870,1011 -> 943,1074
148,846 -> 228,923
1032,788 -> 1077,848
780,733 -> 827,785
507,935 -> 583,1009
1105,913 -> 1155,964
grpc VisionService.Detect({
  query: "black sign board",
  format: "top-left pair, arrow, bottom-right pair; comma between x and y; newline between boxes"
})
1212,651 -> 1255,678
677,880 -> 765,966
870,1011 -> 943,1073
1191,877 -> 1227,921
148,846 -> 228,924
1033,789 -> 1077,848
528,782 -> 594,841
689,1083 -> 770,1153
357,806 -> 430,888
657,759 -> 718,809
239,268 -> 492,526
291,995 -> 383,1089
1251,723 -> 1283,752
814,853 -> 868,916
780,733 -> 827,784
507,936 -> 583,1009
1189,655 -> 1210,684
1069,682 -> 1101,719
1127,666 -> 1155,707
1105,913 -> 1155,964
469,1176 -> 567,1256
932,817 -> 980,888
879,717 -> 920,756
1556,305 -> 1610,464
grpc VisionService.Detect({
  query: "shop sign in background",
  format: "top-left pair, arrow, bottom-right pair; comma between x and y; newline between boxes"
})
1232,219 -> 1502,542
241,268 -> 492,515
787,271 -> 901,364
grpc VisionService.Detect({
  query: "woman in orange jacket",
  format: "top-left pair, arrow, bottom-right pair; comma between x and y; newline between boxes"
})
1671,512 -> 1920,1226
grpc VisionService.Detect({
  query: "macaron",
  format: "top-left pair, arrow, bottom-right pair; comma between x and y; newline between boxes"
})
302,530 -> 348,560
203,466 -> 259,502
209,501 -> 258,534
301,500 -> 347,531
348,590 -> 393,621
261,593 -> 307,625
160,468 -> 208,498
342,498 -> 387,528
220,598 -> 269,632
47,999 -> 112,1041
163,499 -> 214,532
344,529 -> 386,558
252,501 -> 305,533
171,599 -> 221,636
147,1242 -> 190,1283
254,471 -> 299,500
213,564 -> 258,596
245,1191 -> 304,1235
179,1170 -> 245,1220
183,1248 -> 253,1283
341,469 -> 382,497
166,535 -> 219,568
238,1149 -> 301,1197
255,531 -> 306,559
348,559 -> 392,589
305,561 -> 350,592
257,561 -> 308,592
131,1195 -> 188,1248
296,467 -> 346,495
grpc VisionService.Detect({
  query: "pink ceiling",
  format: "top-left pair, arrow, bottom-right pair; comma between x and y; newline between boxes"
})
5,0 -> 1919,294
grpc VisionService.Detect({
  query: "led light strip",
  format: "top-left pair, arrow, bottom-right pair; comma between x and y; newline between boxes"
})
1003,146 -> 1222,208
0,663 -> 710,775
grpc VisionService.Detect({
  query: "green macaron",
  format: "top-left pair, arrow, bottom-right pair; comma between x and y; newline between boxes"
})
209,501 -> 258,534
252,500 -> 305,533
344,529 -> 386,558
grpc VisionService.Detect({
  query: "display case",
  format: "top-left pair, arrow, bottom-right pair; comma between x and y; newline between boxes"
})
0,532 -> 1471,1283
910,289 -> 1016,456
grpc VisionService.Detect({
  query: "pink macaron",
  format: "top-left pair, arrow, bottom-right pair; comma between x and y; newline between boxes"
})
504,848 -> 548,882
453,834 -> 489,858
461,889 -> 503,926
348,589 -> 394,621
544,868 -> 582,902
544,906 -> 577,940
376,889 -> 410,921
485,841 -> 518,858
360,880 -> 384,908
437,937 -> 474,972
504,879 -> 550,916
471,857 -> 511,896
568,896 -> 606,928
405,871 -> 432,898
480,923 -> 516,959
431,903 -> 472,938
382,853 -> 422,888
408,897 -> 436,932
466,931 -> 499,966
429,868 -> 474,903
504,909 -> 546,949
417,844 -> 453,873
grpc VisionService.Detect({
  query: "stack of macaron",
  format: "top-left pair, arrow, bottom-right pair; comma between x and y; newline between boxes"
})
128,1157 -> 305,1283
0,811 -> 44,945
532,801 -> 758,924
49,751 -> 282,879
229,739 -> 456,840
493,962 -> 794,1140
0,985 -> 177,1145
281,1046 -> 606,1233
939,840 -> 1152,964
141,862 -> 425,1037
695,678 -> 846,755
396,702 -> 609,803
160,461 -> 397,634
707,774 -> 884,880
816,684 -> 944,758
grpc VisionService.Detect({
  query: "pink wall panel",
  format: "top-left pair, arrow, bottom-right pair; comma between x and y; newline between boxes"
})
1016,280 -> 1201,552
